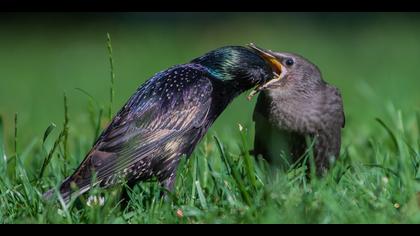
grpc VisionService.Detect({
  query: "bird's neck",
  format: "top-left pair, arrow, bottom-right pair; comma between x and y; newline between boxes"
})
195,63 -> 248,96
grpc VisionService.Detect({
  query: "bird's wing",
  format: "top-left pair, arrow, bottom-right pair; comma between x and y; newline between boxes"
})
61,66 -> 214,196
334,87 -> 345,128
252,92 -> 271,157
252,92 -> 269,122
326,85 -> 345,128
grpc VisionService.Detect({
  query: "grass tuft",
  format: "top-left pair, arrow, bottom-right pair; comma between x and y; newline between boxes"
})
2,101 -> 420,223
214,135 -> 252,206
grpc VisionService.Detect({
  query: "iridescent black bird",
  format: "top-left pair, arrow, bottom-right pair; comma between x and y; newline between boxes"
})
43,45 -> 281,203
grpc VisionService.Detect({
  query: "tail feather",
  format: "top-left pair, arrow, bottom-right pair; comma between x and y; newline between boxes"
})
43,188 -> 72,204
42,188 -> 55,201
42,179 -> 73,205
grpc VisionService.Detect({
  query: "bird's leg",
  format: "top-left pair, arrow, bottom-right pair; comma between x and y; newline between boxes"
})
314,155 -> 330,177
159,173 -> 177,202
162,173 -> 176,191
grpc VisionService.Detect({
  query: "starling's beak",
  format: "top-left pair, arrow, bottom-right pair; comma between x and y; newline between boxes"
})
248,43 -> 282,76
247,43 -> 283,100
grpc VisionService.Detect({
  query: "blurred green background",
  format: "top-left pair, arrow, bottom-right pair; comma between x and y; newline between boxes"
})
1,12 -> 420,152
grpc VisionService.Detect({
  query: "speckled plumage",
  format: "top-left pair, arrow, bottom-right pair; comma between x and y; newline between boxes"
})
44,46 -> 274,203
253,51 -> 345,175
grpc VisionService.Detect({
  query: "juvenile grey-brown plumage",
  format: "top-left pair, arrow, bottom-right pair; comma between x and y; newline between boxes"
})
253,51 -> 345,175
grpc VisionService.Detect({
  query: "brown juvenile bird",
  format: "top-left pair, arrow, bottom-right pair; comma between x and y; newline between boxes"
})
249,44 -> 345,175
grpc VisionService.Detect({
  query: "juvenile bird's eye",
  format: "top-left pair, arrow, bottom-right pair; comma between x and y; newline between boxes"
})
285,58 -> 294,66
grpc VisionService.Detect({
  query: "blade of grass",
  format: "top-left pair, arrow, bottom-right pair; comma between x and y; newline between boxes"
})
305,135 -> 317,180
106,33 -> 116,120
15,139 -> 38,212
63,93 -> 69,175
39,129 -> 65,179
364,164 -> 399,177
206,159 -> 222,196
238,124 -> 257,189
36,123 -> 57,185
14,112 -> 18,157
94,108 -> 104,141
42,123 -> 56,145
175,155 -> 187,190
195,180 -> 207,209
0,115 -> 5,165
397,110 -> 405,136
7,113 -> 18,180
417,111 -> 420,151
417,111 -> 420,132
213,135 -> 230,174
402,139 -> 419,173
74,88 -> 104,145
214,136 -> 251,206
190,155 -> 197,206
375,118 -> 399,153
56,187 -> 72,224
290,137 -> 316,170
74,88 -> 101,108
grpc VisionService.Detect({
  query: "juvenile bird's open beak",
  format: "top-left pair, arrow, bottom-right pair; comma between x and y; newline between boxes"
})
247,43 -> 283,100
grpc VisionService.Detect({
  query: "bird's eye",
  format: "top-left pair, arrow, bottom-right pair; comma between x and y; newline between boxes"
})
285,58 -> 294,66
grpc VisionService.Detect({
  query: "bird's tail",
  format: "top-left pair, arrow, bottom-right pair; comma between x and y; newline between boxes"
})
42,179 -> 73,205
42,188 -> 55,201
43,188 -> 72,204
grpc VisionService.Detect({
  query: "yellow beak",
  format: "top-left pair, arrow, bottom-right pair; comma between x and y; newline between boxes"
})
246,43 -> 284,100
247,43 -> 283,76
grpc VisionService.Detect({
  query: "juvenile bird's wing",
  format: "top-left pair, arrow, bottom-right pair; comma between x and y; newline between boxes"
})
252,92 -> 270,122
252,92 -> 271,158
319,85 -> 345,163
59,66 -> 214,200
326,85 -> 345,129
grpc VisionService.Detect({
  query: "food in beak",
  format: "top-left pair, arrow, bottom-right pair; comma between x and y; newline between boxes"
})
247,74 -> 281,101
246,43 -> 282,101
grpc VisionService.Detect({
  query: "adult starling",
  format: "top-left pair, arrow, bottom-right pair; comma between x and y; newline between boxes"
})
249,44 -> 345,175
43,45 -> 281,203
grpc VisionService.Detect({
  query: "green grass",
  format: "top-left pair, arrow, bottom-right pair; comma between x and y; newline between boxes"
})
0,107 -> 419,223
1,13 -> 420,223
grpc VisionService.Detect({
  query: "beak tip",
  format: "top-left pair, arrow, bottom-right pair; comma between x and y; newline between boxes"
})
247,43 -> 263,52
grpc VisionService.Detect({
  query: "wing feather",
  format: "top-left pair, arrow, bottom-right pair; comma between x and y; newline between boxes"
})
61,65 -> 214,197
